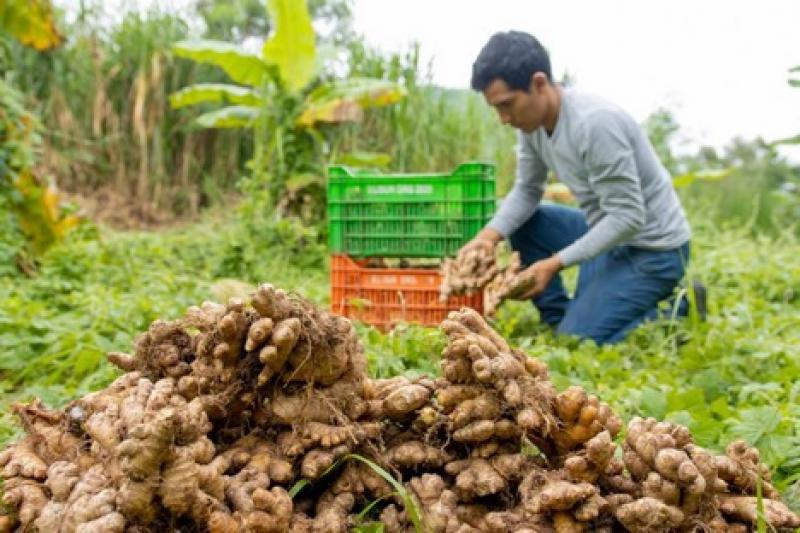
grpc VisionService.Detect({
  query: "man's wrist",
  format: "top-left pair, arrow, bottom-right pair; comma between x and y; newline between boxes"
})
546,254 -> 564,272
476,227 -> 503,245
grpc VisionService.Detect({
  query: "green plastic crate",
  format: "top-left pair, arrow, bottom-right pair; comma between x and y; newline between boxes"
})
327,162 -> 496,257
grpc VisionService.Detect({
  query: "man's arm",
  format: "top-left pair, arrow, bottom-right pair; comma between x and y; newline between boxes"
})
485,131 -> 548,238
457,132 -> 548,258
512,112 -> 646,300
556,112 -> 645,267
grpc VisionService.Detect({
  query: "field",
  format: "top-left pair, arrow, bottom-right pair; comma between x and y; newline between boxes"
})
2,0 -> 800,529
2,211 -> 799,509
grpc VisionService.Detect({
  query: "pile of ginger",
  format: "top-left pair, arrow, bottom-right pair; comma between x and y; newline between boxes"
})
1,283 -> 798,532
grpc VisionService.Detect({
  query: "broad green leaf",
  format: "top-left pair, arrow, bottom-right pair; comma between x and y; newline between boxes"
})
666,410 -> 721,446
672,169 -> 732,189
665,410 -> 695,429
790,79 -> 800,88
708,396 -> 733,419
760,435 -> 800,466
666,387 -> 706,413
672,172 -> 695,188
298,79 -> 406,127
727,406 -> 782,446
335,151 -> 392,168
638,387 -> 668,419
173,40 -> 265,87
169,84 -> 261,109
194,105 -> 259,129
285,173 -> 323,191
262,0 -> 316,92
0,0 -> 62,51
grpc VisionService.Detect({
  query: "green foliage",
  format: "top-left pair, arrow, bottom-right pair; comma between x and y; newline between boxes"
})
172,0 -> 405,224
643,107 -> 681,175
0,79 -> 36,273
169,83 -> 261,108
0,78 -> 78,271
196,0 -> 270,42
3,213 -> 799,500
360,324 -> 444,379
0,213 -> 326,442
677,139 -> 800,236
6,2 -> 254,218
641,107 -> 800,238
496,221 -> 800,498
261,0 -> 316,92
173,40 -> 267,86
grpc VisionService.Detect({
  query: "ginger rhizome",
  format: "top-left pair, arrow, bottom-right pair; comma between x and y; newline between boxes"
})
440,247 -> 498,301
439,246 -> 540,316
1,286 -> 798,532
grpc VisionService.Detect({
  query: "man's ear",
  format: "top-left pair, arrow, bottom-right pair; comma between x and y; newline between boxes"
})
530,72 -> 549,92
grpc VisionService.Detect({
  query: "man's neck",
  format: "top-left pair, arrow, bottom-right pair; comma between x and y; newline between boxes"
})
543,84 -> 562,135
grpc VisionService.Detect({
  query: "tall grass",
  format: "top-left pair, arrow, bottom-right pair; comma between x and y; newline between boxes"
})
8,3 -> 252,221
334,42 -> 517,190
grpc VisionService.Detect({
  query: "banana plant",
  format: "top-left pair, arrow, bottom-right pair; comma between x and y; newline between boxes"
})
169,0 -> 405,215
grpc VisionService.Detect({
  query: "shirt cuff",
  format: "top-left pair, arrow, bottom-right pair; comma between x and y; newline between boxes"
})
556,245 -> 584,268
486,215 -> 516,239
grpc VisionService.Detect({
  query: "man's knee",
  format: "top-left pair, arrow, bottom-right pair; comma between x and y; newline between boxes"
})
556,316 -> 612,345
508,204 -> 586,255
556,297 -> 651,345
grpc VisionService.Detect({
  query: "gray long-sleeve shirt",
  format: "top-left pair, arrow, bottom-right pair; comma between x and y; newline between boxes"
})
488,88 -> 691,267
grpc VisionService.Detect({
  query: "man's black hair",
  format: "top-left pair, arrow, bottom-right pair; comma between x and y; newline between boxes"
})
471,31 -> 552,92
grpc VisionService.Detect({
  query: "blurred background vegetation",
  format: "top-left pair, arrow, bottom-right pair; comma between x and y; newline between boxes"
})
3,0 -> 797,235
1,0 -> 800,507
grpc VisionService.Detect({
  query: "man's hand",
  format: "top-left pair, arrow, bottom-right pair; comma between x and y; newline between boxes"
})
457,227 -> 503,261
509,255 -> 563,300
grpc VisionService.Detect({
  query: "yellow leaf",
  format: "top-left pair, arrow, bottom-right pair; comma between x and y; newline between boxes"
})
297,100 -> 363,127
54,214 -> 80,238
0,0 -> 63,51
298,79 -> 405,127
43,184 -> 60,223
12,171 -> 78,254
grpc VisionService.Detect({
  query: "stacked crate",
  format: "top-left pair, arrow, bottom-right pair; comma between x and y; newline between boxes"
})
327,162 -> 496,330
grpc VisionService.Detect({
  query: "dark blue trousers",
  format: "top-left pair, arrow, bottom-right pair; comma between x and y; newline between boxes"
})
508,204 -> 690,344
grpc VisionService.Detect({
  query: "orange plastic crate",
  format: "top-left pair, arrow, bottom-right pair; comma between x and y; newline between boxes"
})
330,255 -> 483,330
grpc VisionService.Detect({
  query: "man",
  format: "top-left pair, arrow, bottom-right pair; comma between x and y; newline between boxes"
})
461,30 -> 693,344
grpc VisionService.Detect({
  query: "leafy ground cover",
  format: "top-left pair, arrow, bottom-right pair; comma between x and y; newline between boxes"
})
1,213 -> 798,509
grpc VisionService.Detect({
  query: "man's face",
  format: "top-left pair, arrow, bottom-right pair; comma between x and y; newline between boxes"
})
483,77 -> 546,133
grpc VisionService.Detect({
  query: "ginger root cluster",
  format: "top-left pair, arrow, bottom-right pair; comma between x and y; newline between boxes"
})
1,285 -> 797,532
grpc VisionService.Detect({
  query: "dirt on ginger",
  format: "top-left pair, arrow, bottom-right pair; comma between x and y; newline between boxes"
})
0,284 -> 798,532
